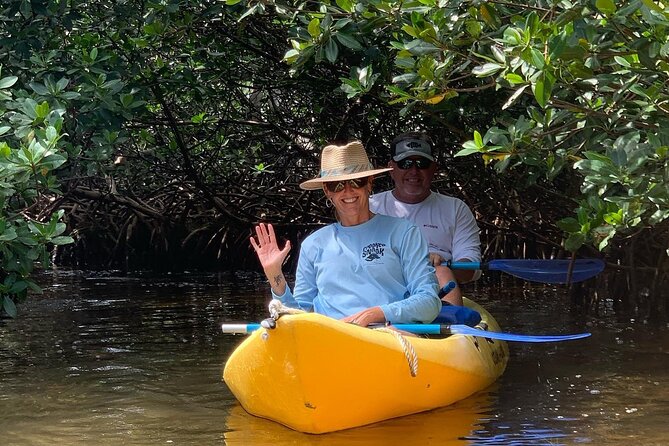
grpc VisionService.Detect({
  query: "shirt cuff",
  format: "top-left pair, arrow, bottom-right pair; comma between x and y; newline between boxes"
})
271,287 -> 290,300
379,304 -> 394,324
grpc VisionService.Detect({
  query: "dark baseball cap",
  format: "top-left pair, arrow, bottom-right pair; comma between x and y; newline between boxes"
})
391,134 -> 435,162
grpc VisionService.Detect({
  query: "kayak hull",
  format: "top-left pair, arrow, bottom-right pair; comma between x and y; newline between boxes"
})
223,298 -> 508,434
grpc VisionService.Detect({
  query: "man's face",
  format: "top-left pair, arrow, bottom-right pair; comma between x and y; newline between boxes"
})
389,156 -> 436,204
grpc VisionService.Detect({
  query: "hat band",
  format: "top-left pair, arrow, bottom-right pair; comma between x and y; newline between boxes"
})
320,162 -> 374,179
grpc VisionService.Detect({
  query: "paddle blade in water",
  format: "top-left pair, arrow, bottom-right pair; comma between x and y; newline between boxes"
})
447,324 -> 592,343
487,259 -> 605,283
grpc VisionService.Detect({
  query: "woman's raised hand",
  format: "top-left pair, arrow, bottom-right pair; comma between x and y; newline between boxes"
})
250,223 -> 292,273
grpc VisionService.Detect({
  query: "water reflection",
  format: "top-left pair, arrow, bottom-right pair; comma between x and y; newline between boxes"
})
0,271 -> 667,445
224,390 -> 496,445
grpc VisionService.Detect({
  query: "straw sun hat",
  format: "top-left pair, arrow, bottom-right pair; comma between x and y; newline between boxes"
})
299,141 -> 393,190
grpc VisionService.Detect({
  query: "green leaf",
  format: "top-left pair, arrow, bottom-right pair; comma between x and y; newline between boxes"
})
56,77 -> 69,91
472,63 -> 503,77
530,48 -> 545,69
505,73 -> 525,85
46,126 -> 58,142
465,19 -> 482,38
614,56 -> 631,67
191,112 -> 206,123
402,25 -> 419,38
324,38 -> 338,63
308,18 -> 321,38
0,141 -> 10,157
392,73 -> 418,84
35,101 -> 50,119
335,0 -> 353,13
491,46 -> 505,63
564,233 -> 586,252
532,72 -> 554,108
0,226 -> 17,241
50,236 -> 74,245
0,76 -> 19,89
473,130 -> 483,147
3,296 -> 17,318
405,40 -> 439,56
118,94 -> 132,108
595,0 -> 616,14
386,85 -> 413,99
22,98 -> 39,119
641,0 -> 664,13
283,49 -> 300,63
603,209 -> 624,225
557,217 -> 581,233
27,281 -> 42,293
335,33 -> 363,50
457,141 -> 482,156
503,27 -> 523,45
9,280 -> 28,294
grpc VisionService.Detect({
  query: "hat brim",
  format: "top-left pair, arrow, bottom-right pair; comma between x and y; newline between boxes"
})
392,150 -> 435,162
299,167 -> 393,190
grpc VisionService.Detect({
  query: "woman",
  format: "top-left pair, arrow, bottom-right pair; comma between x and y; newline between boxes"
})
250,141 -> 441,326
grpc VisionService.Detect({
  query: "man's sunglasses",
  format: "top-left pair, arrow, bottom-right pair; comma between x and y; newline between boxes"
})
396,158 -> 433,170
324,177 -> 369,193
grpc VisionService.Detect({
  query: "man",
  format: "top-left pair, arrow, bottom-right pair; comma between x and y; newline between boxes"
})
369,132 -> 481,306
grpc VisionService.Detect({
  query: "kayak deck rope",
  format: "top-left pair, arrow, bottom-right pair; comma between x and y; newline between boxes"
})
268,299 -> 304,320
266,300 -> 419,378
373,327 -> 419,377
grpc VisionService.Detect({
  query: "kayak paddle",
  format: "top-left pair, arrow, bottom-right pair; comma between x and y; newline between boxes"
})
447,258 -> 605,284
386,324 -> 591,342
221,322 -> 591,343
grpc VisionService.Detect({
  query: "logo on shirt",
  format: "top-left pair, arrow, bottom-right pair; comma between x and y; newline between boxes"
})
362,243 -> 386,262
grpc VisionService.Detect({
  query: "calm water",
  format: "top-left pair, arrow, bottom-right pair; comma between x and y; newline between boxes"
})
0,269 -> 667,445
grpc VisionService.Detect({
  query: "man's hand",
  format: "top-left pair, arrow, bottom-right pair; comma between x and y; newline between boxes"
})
433,259 -> 464,306
428,252 -> 445,267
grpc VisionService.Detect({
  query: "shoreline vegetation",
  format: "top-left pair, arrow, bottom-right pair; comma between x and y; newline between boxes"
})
0,1 -> 666,322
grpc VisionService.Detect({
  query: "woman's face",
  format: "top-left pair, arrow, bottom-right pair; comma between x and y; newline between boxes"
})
323,177 -> 373,225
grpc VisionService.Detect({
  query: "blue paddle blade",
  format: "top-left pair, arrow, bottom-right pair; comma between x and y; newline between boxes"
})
448,324 -> 592,343
486,259 -> 605,283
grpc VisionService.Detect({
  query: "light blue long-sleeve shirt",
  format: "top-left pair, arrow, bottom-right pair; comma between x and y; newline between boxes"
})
272,214 -> 441,324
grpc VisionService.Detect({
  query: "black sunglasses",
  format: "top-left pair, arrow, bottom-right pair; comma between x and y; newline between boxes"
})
396,158 -> 433,170
324,177 -> 369,193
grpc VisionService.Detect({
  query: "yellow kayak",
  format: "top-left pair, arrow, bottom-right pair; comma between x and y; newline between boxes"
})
222,298 -> 509,434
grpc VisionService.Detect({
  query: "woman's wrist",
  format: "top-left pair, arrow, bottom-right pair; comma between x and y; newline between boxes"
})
264,268 -> 286,294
